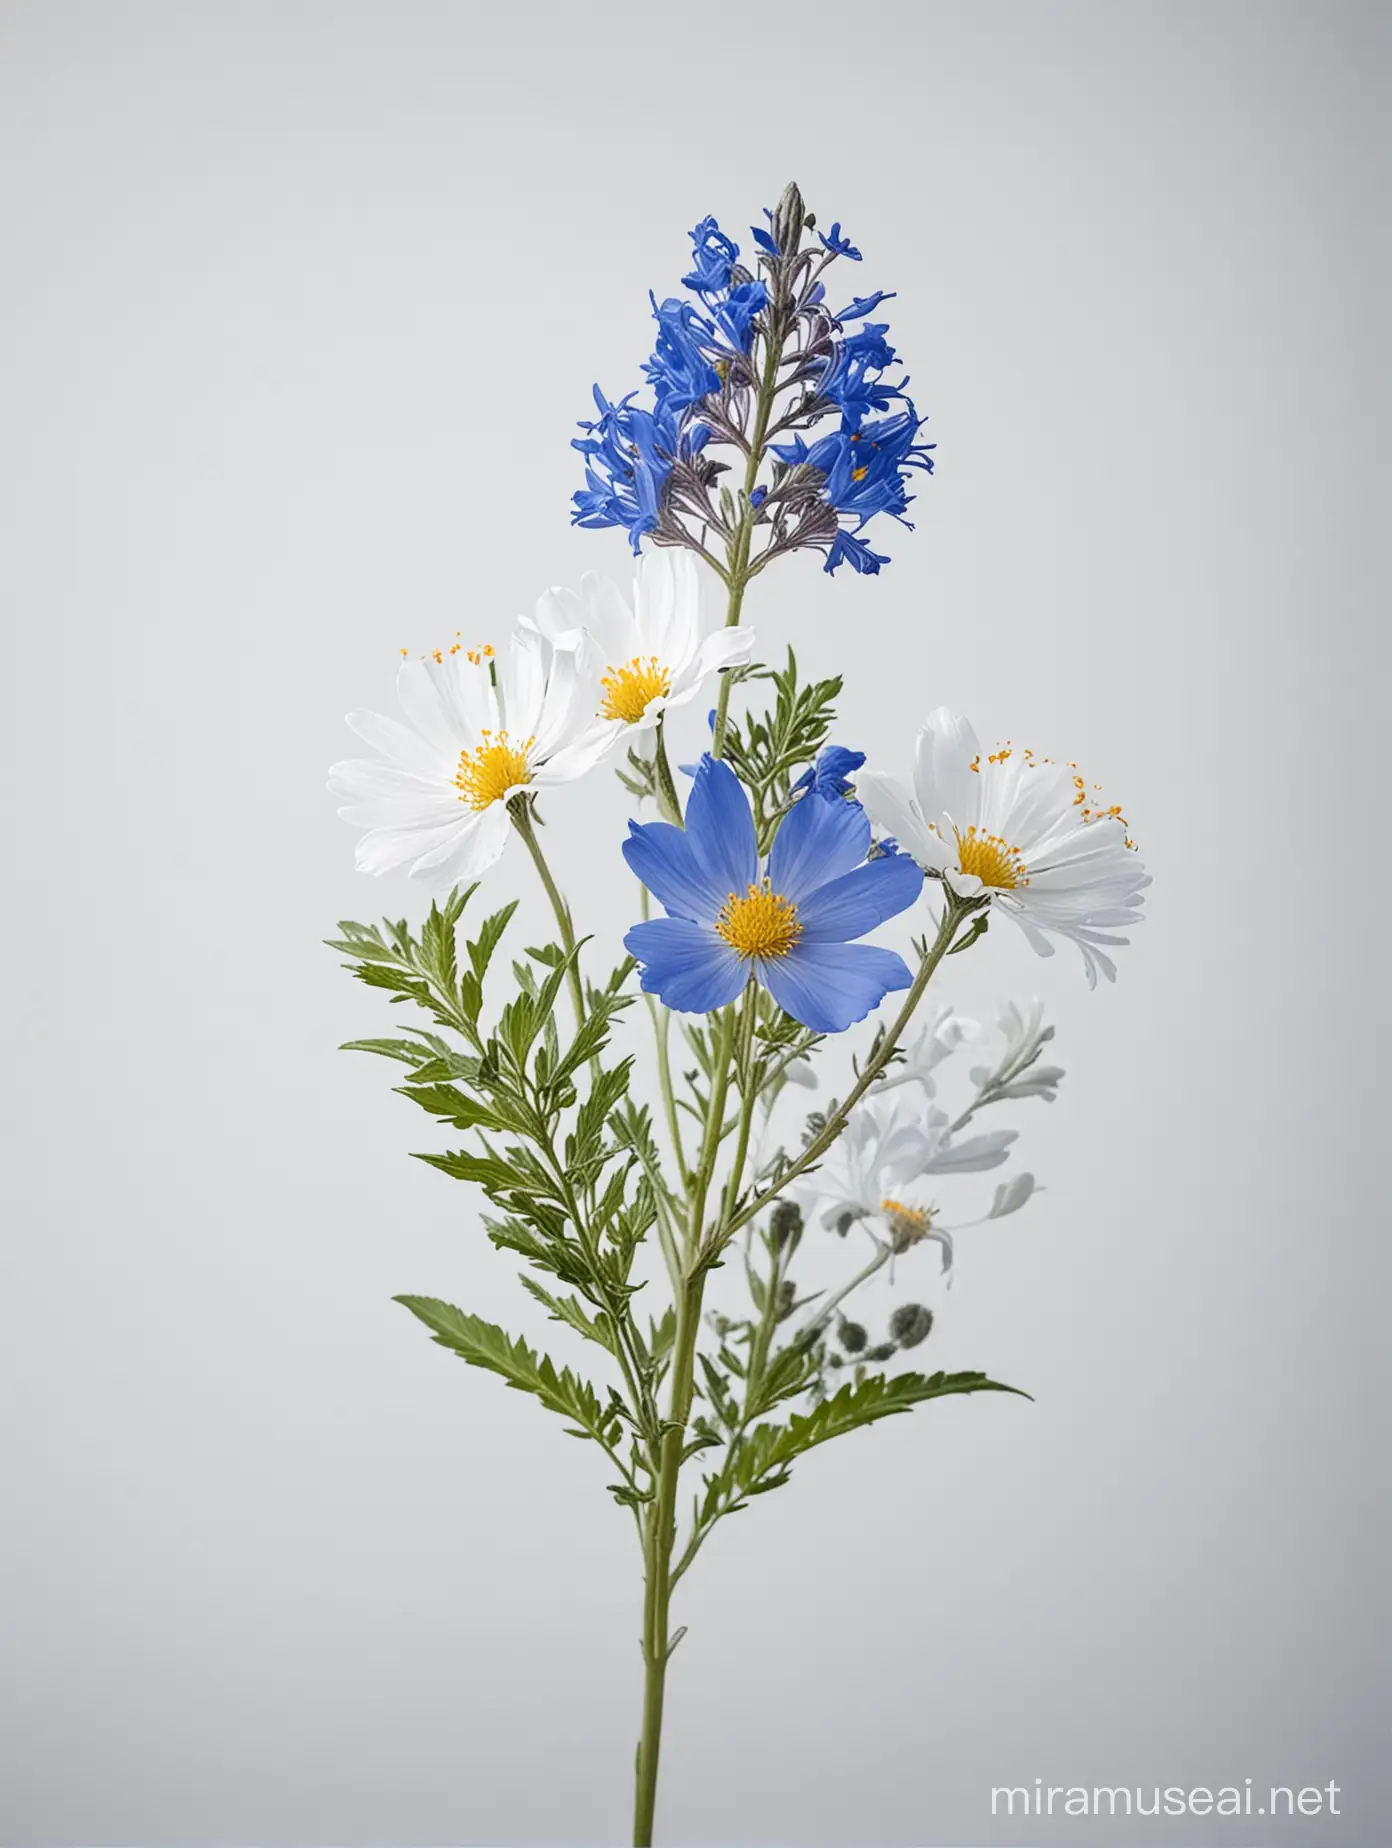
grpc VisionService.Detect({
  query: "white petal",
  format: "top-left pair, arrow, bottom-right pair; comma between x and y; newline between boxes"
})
913,709 -> 982,832
354,815 -> 471,876
343,708 -> 451,779
409,800 -> 512,887
395,657 -> 463,754
855,770 -> 949,870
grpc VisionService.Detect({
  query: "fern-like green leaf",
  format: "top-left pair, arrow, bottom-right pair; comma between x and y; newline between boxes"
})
395,1296 -> 619,1443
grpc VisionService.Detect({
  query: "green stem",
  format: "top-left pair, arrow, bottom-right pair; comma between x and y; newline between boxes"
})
633,1004 -> 737,1846
639,885 -> 690,1187
715,986 -> 760,1236
652,716 -> 684,826
510,798 -> 586,1028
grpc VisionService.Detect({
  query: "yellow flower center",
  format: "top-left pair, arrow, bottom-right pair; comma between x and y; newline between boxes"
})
955,825 -> 1028,890
881,1198 -> 933,1251
601,655 -> 672,723
453,730 -> 533,811
715,882 -> 802,960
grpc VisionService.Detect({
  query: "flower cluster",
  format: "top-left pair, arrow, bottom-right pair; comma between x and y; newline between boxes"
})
327,179 -> 1151,1848
573,185 -> 935,575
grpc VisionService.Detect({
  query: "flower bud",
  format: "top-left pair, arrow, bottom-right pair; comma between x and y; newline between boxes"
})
888,1303 -> 934,1349
771,181 -> 807,259
837,1318 -> 868,1354
866,1341 -> 898,1363
771,1199 -> 803,1254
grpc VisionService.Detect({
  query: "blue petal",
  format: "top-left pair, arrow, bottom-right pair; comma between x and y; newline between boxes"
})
760,942 -> 913,1035
624,918 -> 748,1014
767,788 -> 870,904
796,852 -> 924,943
685,755 -> 758,899
622,820 -> 725,924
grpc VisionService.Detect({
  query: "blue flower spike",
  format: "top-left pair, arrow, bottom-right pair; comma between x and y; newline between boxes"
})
622,757 -> 922,1034
572,183 -> 935,578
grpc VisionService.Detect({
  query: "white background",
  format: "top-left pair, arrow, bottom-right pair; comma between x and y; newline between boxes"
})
1,3 -> 1386,1843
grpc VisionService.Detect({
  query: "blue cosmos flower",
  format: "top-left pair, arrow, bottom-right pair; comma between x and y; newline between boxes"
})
793,744 -> 867,800
622,756 -> 923,1033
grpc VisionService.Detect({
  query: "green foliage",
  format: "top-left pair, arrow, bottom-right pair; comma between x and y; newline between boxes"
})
395,1296 -> 624,1447
688,1369 -> 1027,1553
327,886 -> 517,1049
330,777 -> 1030,1579
721,648 -> 843,851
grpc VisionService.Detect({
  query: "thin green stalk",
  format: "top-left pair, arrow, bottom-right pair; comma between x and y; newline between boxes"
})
639,885 -> 690,1187
652,716 -> 684,826
795,1240 -> 892,1345
510,799 -> 586,1028
714,986 -> 760,1239
633,1003 -> 737,1846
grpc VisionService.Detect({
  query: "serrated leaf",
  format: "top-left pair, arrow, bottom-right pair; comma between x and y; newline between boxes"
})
395,1296 -> 619,1445
740,1369 -> 1028,1492
467,901 -> 518,982
518,1275 -> 617,1354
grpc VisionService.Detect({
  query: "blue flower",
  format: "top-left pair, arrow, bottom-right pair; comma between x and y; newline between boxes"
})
644,298 -> 723,417
824,531 -> 893,575
793,744 -> 867,800
571,387 -> 682,551
837,290 -> 896,320
773,405 -> 935,572
622,756 -> 922,1032
819,222 -> 863,260
573,214 -> 767,545
682,216 -> 740,294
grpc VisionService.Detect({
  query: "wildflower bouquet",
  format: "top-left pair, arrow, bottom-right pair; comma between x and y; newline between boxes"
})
327,183 -> 1148,1845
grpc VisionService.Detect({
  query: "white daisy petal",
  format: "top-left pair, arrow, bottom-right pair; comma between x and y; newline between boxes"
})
855,770 -> 949,870
914,708 -> 983,831
344,709 -> 452,778
408,801 -> 511,887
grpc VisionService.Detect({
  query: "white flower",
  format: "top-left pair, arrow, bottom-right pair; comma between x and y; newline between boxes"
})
858,708 -> 1150,985
798,1095 -> 1017,1278
969,999 -> 1065,1105
328,627 -> 617,888
529,548 -> 753,732
876,1001 -> 981,1095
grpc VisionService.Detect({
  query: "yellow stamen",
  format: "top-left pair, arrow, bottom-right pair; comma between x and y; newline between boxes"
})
453,729 -> 533,811
955,825 -> 1028,890
881,1197 -> 933,1252
715,881 -> 801,960
601,655 -> 672,724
